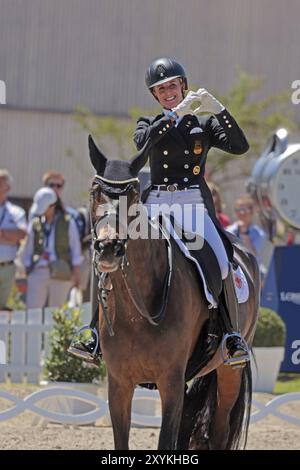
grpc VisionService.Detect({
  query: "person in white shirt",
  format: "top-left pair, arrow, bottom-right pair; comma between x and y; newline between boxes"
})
22,187 -> 82,309
0,169 -> 27,309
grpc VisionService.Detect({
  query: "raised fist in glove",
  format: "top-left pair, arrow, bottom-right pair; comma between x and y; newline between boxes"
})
193,88 -> 225,115
172,91 -> 201,118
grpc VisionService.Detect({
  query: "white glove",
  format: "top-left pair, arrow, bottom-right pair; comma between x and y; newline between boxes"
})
172,91 -> 201,118
193,88 -> 225,115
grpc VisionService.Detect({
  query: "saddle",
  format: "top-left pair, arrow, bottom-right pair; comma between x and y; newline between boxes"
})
168,215 -> 223,303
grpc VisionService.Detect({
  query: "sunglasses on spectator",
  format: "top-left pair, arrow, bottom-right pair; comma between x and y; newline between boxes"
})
235,206 -> 253,214
48,183 -> 64,189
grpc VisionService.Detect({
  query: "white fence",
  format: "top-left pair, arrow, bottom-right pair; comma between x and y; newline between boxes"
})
0,304 -> 91,384
0,386 -> 300,428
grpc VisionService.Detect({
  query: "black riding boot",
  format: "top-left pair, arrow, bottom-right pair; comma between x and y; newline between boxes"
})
68,269 -> 102,366
221,265 -> 250,367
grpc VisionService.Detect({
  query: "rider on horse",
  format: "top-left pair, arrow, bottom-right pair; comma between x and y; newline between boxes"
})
69,57 -> 250,367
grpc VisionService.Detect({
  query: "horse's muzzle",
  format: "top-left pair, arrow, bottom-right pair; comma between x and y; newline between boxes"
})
94,238 -> 125,257
94,239 -> 126,272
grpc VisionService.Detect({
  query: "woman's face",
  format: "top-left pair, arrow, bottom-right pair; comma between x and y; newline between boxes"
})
152,78 -> 183,109
235,205 -> 254,225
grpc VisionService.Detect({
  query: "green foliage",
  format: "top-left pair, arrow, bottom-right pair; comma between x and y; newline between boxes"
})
44,305 -> 106,383
7,284 -> 26,310
274,373 -> 300,394
253,307 -> 286,347
73,106 -> 137,160
191,71 -> 297,176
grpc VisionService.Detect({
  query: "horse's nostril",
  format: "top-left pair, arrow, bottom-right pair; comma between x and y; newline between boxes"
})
114,241 -> 125,258
94,240 -> 104,252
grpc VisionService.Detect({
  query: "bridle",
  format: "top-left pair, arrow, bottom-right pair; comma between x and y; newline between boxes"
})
90,174 -> 139,257
90,175 -> 173,334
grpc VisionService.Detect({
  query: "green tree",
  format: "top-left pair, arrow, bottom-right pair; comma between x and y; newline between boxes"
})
203,71 -> 297,177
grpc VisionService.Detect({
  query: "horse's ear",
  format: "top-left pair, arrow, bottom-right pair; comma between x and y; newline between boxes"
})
88,135 -> 107,175
129,139 -> 151,176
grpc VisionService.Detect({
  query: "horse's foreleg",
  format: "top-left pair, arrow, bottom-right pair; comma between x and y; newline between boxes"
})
209,364 -> 242,450
157,371 -> 185,450
108,374 -> 134,450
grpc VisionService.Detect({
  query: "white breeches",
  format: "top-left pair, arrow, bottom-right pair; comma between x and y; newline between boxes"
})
144,188 -> 229,280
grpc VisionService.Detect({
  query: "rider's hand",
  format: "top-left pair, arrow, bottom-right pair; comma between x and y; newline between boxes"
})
193,88 -> 225,115
172,91 -> 201,118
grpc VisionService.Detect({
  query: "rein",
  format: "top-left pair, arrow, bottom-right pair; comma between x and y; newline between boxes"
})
119,218 -> 173,326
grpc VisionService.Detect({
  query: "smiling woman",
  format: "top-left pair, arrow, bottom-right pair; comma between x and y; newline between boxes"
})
133,57 -> 252,366
152,79 -> 184,109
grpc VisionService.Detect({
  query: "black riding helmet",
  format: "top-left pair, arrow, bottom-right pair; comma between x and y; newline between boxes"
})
145,57 -> 188,99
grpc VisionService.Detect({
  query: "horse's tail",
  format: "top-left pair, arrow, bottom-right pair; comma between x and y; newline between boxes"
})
226,361 -> 252,449
177,362 -> 252,450
177,370 -> 218,450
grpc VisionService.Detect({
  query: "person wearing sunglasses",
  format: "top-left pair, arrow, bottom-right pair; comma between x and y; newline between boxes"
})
42,170 -> 92,300
227,196 -> 267,260
22,187 -> 82,308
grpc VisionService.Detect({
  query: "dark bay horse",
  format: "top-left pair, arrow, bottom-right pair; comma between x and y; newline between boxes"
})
88,135 -> 260,450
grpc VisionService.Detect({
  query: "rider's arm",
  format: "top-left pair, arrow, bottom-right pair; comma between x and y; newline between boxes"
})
207,109 -> 249,155
133,115 -> 175,150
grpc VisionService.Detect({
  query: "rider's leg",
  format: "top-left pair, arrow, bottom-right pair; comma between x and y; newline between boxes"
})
203,213 -> 250,366
221,265 -> 250,365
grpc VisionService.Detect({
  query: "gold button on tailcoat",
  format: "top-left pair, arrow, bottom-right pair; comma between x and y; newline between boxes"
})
193,165 -> 201,175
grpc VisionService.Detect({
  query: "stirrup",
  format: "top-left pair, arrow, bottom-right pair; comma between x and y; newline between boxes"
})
221,332 -> 250,368
67,325 -> 99,361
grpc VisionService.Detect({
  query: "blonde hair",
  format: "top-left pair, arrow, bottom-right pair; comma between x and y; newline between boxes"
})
42,170 -> 65,185
234,195 -> 255,210
0,169 -> 13,185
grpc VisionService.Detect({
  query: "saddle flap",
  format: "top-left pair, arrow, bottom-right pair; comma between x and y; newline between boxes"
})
167,214 -> 223,301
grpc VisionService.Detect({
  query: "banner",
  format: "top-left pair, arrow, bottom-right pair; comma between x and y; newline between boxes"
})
261,245 -> 300,372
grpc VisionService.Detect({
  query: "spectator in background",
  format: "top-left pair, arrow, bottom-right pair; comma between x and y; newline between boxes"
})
43,171 -> 84,232
227,195 -> 267,262
29,170 -> 85,237
22,187 -> 82,309
0,170 -> 27,309
42,170 -> 90,296
207,181 -> 231,229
